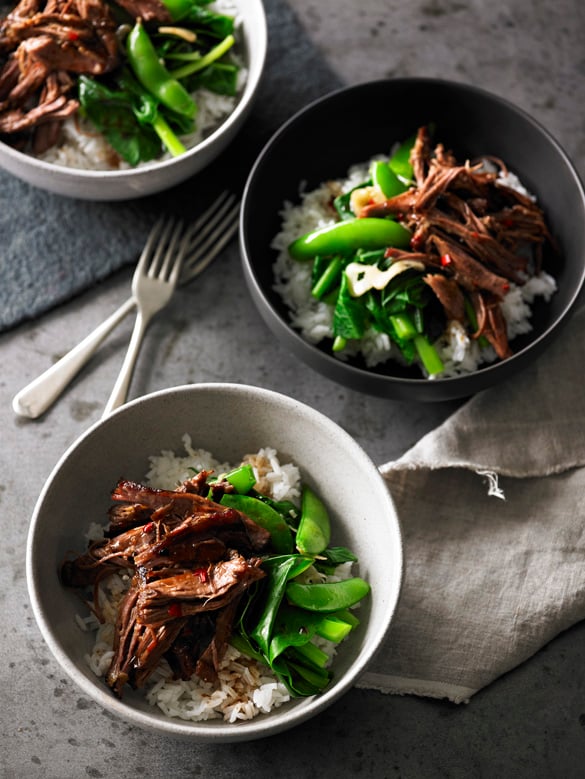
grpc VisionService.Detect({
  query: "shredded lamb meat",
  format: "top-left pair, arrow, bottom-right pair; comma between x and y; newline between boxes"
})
358,126 -> 556,359
0,0 -> 169,152
61,478 -> 271,696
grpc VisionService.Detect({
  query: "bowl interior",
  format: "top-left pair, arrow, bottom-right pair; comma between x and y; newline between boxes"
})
0,0 -> 267,200
27,384 -> 402,741
241,78 -> 585,399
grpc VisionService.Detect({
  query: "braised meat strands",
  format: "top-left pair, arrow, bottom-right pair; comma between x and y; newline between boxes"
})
358,125 -> 555,360
61,478 -> 271,696
0,0 -> 120,151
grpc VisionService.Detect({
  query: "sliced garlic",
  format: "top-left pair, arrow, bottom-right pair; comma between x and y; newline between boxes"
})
345,259 -> 425,297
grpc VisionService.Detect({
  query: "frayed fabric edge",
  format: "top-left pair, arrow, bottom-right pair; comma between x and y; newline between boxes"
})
355,671 -> 475,705
475,469 -> 506,499
379,461 -> 507,498
379,458 -> 585,480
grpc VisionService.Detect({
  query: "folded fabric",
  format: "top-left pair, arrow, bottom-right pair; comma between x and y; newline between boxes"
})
356,304 -> 585,703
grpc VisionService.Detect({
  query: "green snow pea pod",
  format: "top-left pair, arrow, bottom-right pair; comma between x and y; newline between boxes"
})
295,485 -> 331,556
268,604 -> 355,664
127,20 -> 196,118
289,218 -> 411,261
389,133 -> 416,181
370,159 -> 407,199
220,494 -> 294,554
286,577 -> 370,612
222,463 -> 256,494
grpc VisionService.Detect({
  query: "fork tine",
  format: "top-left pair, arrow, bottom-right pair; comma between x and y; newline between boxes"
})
158,218 -> 188,279
180,200 -> 241,283
134,215 -> 166,276
183,190 -> 231,242
183,192 -> 237,250
146,215 -> 177,279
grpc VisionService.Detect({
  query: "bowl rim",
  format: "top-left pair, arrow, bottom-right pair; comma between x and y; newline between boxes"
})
240,76 -> 585,391
26,382 -> 404,741
0,0 -> 267,181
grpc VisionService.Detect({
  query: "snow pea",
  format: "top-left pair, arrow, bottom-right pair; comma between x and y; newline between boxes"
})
295,486 -> 331,556
389,133 -> 416,181
220,494 -> 294,554
370,159 -> 407,198
126,20 -> 196,119
286,577 -> 370,612
289,218 -> 411,261
268,604 -> 354,663
222,463 -> 256,494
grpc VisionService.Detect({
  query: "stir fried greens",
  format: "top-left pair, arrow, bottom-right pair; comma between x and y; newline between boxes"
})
79,1 -> 240,165
224,464 -> 370,698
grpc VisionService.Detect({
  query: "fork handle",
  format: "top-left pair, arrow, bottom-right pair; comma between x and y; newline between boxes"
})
12,296 -> 137,419
103,310 -> 152,417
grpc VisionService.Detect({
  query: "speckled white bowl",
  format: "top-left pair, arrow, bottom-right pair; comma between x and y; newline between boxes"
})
26,383 -> 403,742
0,0 -> 266,201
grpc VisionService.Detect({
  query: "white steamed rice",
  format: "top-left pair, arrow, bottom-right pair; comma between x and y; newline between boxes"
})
272,157 -> 557,379
39,0 -> 246,171
77,435 -> 344,723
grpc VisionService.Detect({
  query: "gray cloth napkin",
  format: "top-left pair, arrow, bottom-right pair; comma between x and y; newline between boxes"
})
356,304 -> 585,703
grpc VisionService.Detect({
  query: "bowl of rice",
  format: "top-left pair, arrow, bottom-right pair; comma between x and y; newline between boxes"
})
240,78 -> 585,401
0,0 -> 266,200
27,383 -> 403,741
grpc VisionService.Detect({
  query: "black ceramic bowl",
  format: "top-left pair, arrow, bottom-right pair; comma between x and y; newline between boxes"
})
240,78 -> 585,401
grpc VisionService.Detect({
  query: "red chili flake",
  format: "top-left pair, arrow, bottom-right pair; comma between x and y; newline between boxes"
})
143,521 -> 155,533
384,247 -> 400,258
440,253 -> 452,267
471,231 -> 480,239
502,283 -> 510,292
67,30 -> 79,41
410,235 -> 422,250
146,637 -> 158,653
194,567 -> 208,583
502,218 -> 515,228
168,602 -> 183,618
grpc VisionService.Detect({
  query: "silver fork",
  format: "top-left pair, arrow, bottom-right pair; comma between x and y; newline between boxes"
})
12,192 -> 240,419
102,216 -> 188,417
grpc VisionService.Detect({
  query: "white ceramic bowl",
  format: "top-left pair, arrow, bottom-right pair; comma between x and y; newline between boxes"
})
0,0 -> 267,201
27,383 -> 403,742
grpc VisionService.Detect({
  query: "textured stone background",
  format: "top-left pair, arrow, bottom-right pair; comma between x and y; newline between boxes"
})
2,1 -> 585,777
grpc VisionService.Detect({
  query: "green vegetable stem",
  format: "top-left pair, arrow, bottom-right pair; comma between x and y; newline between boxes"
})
169,34 -> 235,80
127,20 -> 197,119
289,218 -> 411,261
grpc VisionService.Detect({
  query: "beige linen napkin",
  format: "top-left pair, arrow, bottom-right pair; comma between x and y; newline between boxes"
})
356,304 -> 585,703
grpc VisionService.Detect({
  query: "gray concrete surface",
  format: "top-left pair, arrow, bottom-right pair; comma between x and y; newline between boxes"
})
2,0 -> 585,776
